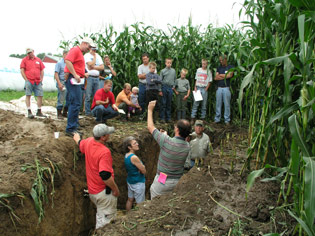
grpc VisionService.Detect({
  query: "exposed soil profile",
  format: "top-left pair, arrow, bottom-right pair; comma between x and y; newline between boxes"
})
0,109 -> 294,235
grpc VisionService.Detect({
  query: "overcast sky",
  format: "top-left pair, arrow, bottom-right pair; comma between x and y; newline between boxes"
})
1,0 -> 245,57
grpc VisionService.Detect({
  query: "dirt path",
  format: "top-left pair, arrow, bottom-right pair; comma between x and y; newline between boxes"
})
0,109 -> 293,235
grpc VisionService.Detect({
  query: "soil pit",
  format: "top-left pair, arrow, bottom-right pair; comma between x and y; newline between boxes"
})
0,109 -> 294,235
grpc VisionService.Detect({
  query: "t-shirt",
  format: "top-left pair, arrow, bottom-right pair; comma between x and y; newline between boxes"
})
54,58 -> 66,81
91,88 -> 116,110
100,65 -> 114,79
79,137 -> 114,194
130,93 -> 138,105
153,129 -> 190,178
20,56 -> 45,85
195,68 -> 212,87
84,52 -> 103,77
64,46 -> 85,78
115,90 -> 131,107
175,78 -> 190,92
216,65 -> 234,87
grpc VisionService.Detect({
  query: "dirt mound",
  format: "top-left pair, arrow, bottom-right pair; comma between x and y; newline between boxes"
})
0,109 -> 294,235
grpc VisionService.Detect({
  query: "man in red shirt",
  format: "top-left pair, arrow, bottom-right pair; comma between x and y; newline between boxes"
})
20,48 -> 46,118
91,80 -> 119,123
64,37 -> 95,136
73,124 -> 120,229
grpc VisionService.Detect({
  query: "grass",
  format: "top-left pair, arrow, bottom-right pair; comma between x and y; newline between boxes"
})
0,89 -> 58,106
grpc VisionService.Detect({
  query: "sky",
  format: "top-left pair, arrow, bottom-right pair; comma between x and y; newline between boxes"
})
0,0 -> 245,58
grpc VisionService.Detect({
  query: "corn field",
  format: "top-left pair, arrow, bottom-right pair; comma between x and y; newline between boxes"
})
59,0 -> 314,234
60,18 -> 251,121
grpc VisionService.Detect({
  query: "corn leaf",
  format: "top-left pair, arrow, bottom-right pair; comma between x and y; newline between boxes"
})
303,156 -> 315,233
30,187 -> 40,216
288,210 -> 314,236
267,102 -> 299,127
246,168 -> 265,194
288,114 -> 310,157
238,63 -> 257,116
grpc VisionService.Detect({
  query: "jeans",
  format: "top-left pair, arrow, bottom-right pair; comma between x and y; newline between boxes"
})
138,83 -> 146,112
56,81 -> 69,110
214,87 -> 231,123
65,75 -> 82,132
24,80 -> 43,97
85,76 -> 100,115
191,87 -> 208,119
160,85 -> 173,121
92,105 -> 119,122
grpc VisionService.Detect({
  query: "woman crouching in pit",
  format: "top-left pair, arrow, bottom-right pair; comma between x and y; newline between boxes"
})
123,136 -> 146,211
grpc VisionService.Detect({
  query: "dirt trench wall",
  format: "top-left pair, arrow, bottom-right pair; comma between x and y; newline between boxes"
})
0,110 -> 160,236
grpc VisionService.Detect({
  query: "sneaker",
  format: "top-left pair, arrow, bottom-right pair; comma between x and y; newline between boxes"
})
225,122 -> 230,126
127,113 -> 131,118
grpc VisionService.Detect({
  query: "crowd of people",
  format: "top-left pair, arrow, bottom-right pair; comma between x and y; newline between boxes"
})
20,37 -> 234,132
20,37 -> 234,230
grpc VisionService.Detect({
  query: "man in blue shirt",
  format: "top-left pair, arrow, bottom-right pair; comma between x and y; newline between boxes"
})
54,50 -> 69,119
214,54 -> 234,125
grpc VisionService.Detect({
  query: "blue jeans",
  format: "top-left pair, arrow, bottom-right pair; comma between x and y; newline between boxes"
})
65,75 -> 82,132
215,87 -> 231,123
160,85 -> 173,121
92,105 -> 119,122
85,76 -> 100,115
56,81 -> 69,110
138,83 -> 146,112
191,87 -> 208,119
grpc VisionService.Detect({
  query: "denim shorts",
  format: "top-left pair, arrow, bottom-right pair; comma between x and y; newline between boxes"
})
127,182 -> 145,203
24,80 -> 43,97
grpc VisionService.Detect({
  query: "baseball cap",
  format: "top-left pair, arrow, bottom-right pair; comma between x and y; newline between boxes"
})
93,124 -> 115,137
81,37 -> 96,47
26,48 -> 34,54
195,120 -> 204,126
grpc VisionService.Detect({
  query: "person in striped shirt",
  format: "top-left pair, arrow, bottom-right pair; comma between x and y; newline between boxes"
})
147,100 -> 191,199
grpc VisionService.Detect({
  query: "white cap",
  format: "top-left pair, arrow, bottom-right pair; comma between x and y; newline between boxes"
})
81,37 -> 96,47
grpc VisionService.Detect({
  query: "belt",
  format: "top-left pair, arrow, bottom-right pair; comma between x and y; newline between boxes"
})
218,86 -> 229,88
89,75 -> 99,78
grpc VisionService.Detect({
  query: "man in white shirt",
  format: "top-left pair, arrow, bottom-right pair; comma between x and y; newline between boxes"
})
84,47 -> 104,116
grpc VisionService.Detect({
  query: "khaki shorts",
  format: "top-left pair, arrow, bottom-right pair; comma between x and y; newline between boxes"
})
89,190 -> 117,229
150,174 -> 180,200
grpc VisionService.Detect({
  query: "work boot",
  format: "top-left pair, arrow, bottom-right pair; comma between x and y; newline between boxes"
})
62,107 -> 68,118
27,109 -> 34,119
57,109 -> 63,119
36,109 -> 46,117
